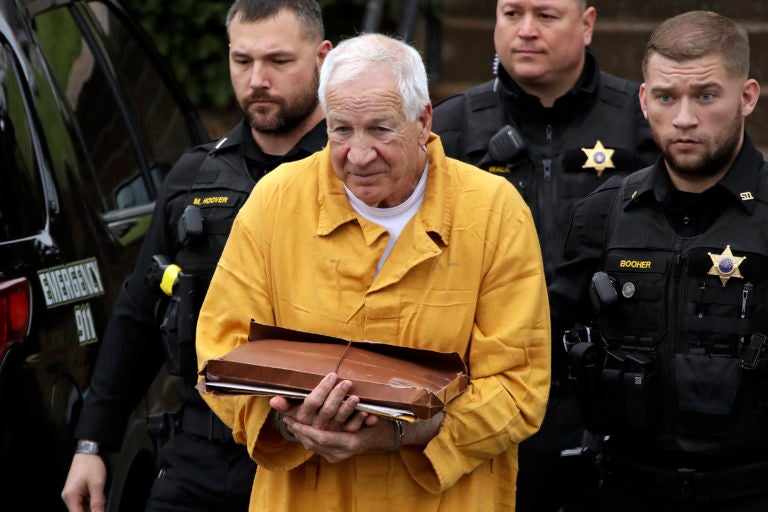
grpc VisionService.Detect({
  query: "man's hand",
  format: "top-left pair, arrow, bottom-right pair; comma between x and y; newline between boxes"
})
284,411 -> 445,463
270,372 -> 378,432
61,453 -> 107,512
269,372 -> 446,463
283,415 -> 395,463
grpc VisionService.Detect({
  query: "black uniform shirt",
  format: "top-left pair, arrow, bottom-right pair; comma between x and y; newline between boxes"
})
549,134 -> 764,335
434,48 -> 658,283
238,120 -> 328,180
495,47 -> 598,148
75,119 -> 327,450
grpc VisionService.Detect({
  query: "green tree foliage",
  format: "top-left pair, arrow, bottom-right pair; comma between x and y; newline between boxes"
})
124,1 -> 232,109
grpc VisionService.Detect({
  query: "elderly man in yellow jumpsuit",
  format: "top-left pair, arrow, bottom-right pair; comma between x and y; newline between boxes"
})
196,32 -> 551,512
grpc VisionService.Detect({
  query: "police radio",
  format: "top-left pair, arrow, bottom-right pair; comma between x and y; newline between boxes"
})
476,124 -> 527,169
589,271 -> 618,312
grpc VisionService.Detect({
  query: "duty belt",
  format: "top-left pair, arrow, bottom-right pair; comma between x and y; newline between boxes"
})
606,452 -> 768,502
181,406 -> 234,443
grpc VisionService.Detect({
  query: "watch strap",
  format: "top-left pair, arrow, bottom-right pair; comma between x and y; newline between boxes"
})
75,440 -> 100,455
384,419 -> 404,451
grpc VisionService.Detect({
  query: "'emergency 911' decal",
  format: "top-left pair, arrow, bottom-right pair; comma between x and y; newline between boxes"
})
37,257 -> 105,308
75,303 -> 98,345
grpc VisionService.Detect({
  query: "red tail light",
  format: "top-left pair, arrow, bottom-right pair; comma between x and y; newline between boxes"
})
0,277 -> 32,355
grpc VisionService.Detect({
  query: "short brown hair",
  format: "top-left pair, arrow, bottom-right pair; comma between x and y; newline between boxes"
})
642,11 -> 750,80
226,0 -> 324,42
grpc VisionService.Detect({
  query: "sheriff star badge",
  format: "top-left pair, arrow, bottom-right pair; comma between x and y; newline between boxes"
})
581,140 -> 615,177
708,245 -> 746,287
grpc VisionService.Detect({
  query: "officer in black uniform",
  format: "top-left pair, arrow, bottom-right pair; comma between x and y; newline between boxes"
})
432,1 -> 657,510
61,1 -> 331,511
550,11 -> 768,512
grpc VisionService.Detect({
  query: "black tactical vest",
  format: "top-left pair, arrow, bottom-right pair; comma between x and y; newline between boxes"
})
593,166 -> 768,457
174,144 -> 256,274
459,74 -> 647,281
159,135 -> 257,381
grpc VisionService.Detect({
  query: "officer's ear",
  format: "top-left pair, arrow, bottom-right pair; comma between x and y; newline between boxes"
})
581,6 -> 597,47
741,78 -> 760,118
316,40 -> 332,69
638,83 -> 649,120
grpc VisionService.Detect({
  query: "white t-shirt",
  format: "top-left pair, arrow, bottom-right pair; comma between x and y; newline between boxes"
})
344,163 -> 428,275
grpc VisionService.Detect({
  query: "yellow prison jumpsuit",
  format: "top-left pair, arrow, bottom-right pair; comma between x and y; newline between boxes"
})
196,133 -> 551,511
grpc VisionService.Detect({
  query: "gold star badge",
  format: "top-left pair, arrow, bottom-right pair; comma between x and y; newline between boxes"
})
582,140 -> 616,177
708,245 -> 746,287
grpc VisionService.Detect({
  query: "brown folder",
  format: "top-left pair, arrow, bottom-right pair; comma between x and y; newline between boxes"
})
199,322 -> 469,420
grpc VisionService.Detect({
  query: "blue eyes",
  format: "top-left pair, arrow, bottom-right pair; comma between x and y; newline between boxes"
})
657,93 -> 716,103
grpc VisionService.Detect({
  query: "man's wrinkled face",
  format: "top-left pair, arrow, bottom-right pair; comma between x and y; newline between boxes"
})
494,0 -> 593,91
640,53 -> 758,180
229,10 -> 324,134
325,70 -> 431,208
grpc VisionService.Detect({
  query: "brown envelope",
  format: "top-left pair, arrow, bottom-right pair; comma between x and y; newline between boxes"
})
199,322 -> 469,420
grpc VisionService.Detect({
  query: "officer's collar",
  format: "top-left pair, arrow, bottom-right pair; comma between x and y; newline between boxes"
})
713,134 -> 763,214
208,119 -> 327,156
288,118 -> 328,157
213,118 -> 324,161
639,134 -> 763,215
205,121 -> 249,154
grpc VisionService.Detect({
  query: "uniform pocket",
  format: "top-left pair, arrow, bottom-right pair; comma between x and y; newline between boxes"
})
674,354 -> 741,415
601,251 -> 672,349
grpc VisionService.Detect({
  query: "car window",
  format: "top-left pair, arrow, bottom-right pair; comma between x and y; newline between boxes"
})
84,1 -> 195,191
0,41 -> 46,242
34,5 -> 147,213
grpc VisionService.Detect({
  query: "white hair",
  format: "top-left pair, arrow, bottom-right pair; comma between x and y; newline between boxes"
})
318,33 -> 430,122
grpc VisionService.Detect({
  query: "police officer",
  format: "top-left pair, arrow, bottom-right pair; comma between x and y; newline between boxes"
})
61,1 -> 331,511
550,11 -> 768,511
432,1 -> 657,510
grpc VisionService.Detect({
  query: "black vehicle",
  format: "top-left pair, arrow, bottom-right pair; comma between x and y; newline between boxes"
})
0,0 -> 207,509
